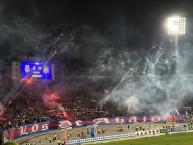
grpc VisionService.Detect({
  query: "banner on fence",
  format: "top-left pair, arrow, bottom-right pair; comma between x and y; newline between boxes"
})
5,115 -> 186,140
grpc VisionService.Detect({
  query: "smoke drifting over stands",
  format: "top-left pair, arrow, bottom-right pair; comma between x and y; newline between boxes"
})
0,0 -> 193,132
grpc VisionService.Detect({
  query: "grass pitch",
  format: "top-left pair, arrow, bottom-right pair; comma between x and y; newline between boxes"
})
86,132 -> 193,145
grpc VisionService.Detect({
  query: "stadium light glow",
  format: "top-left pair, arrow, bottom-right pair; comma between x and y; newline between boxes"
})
166,16 -> 187,75
167,17 -> 186,35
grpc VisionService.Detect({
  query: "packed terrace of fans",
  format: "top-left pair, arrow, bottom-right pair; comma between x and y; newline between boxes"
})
0,77 -> 192,133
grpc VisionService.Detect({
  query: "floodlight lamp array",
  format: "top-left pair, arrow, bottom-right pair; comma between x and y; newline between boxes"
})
168,17 -> 186,35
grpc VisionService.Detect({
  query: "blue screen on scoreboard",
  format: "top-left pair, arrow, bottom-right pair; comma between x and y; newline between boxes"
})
21,61 -> 52,80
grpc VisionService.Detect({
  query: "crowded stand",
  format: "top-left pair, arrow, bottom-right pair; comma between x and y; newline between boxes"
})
1,88 -> 192,130
1,77 -> 193,129
0,79 -> 120,132
0,95 -> 121,130
0,77 -> 118,130
0,76 -> 193,145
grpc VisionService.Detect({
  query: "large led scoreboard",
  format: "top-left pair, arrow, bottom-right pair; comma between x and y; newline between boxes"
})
21,61 -> 54,80
10,61 -> 55,80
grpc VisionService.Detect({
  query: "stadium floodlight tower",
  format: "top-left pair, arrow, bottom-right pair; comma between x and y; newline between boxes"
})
167,16 -> 186,75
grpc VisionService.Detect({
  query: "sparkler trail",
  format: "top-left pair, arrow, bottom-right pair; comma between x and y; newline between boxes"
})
100,57 -> 142,110
44,50 -> 57,65
43,32 -> 64,54
7,86 -> 26,106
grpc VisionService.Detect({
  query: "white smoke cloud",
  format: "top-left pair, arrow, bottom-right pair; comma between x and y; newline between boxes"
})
101,43 -> 193,116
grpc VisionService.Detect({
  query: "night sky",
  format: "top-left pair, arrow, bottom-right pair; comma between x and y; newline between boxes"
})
0,0 -> 193,76
2,0 -> 192,35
